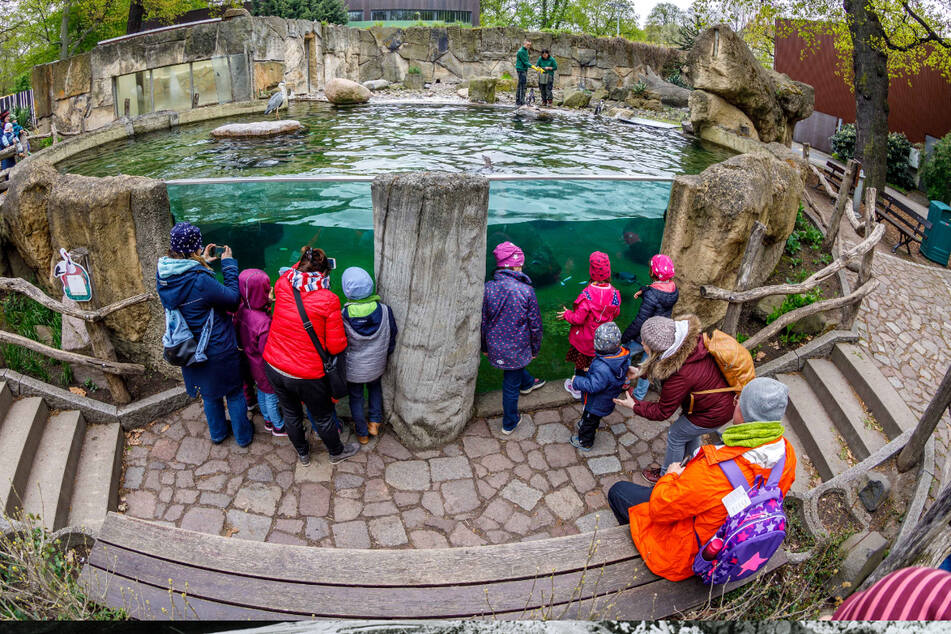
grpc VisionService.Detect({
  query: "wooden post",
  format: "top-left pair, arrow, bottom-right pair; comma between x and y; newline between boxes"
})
69,249 -> 133,404
897,363 -> 951,473
844,187 -> 877,328
721,221 -> 766,337
51,120 -> 58,145
822,159 -> 860,250
861,481 -> 951,590
802,143 -> 810,162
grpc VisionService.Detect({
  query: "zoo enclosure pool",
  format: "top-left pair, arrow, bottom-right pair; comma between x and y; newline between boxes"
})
166,175 -> 674,392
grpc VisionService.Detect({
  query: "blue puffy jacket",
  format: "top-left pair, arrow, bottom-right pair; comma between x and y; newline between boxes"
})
156,257 -> 240,361
622,283 -> 679,344
481,269 -> 543,370
572,347 -> 631,417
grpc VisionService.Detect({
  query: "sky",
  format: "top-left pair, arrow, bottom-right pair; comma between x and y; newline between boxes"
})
632,0 -> 696,26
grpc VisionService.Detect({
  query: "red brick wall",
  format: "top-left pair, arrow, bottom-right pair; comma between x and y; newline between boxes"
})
774,19 -> 951,143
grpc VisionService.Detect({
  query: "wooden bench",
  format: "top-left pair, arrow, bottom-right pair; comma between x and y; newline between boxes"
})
875,191 -> 932,254
80,513 -> 786,620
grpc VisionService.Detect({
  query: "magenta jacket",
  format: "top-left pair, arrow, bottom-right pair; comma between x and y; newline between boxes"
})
234,269 -> 275,394
564,283 -> 621,357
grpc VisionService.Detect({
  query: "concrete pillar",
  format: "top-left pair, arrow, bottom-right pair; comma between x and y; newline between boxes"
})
372,172 -> 489,449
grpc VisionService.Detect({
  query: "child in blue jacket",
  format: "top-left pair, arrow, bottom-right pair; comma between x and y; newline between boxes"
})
569,322 -> 630,451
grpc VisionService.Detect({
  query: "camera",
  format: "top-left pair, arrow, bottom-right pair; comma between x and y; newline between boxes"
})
214,246 -> 226,255
326,257 -> 336,270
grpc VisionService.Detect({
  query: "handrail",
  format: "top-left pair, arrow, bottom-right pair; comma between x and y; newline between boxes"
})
164,174 -> 676,185
0,278 -> 153,323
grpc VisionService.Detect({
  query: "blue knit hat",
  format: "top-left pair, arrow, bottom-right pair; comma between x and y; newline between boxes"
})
341,267 -> 374,300
169,222 -> 203,255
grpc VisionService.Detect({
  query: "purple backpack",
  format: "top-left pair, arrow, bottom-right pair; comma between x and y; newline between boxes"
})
692,455 -> 787,585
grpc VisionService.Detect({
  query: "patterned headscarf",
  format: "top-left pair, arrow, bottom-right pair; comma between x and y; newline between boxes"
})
169,222 -> 203,255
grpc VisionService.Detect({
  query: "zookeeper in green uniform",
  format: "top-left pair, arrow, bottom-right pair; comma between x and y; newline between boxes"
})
515,40 -> 532,106
536,50 -> 557,107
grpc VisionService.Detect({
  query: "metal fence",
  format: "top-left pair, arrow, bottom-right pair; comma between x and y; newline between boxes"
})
0,90 -> 36,128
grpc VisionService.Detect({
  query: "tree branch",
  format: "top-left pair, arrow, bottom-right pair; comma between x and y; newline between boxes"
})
0,277 -> 154,322
0,329 -> 145,374
902,1 -> 951,48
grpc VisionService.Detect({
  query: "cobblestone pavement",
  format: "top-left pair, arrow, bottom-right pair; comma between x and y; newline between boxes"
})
120,399 -> 673,548
850,248 -> 951,498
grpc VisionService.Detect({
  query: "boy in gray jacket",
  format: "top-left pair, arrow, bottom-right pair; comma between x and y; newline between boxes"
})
341,267 -> 398,443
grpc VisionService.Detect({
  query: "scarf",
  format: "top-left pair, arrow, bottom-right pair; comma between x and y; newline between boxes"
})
722,422 -> 785,448
281,267 -> 330,292
345,294 -> 381,318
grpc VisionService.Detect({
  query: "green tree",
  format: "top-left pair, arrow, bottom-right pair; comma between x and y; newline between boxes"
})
644,2 -> 684,45
252,0 -> 347,23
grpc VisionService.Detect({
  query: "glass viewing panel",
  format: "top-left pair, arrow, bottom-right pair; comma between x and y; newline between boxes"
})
367,9 -> 471,21
113,58 -> 239,118
152,63 -> 193,112
211,56 -> 234,105
191,60 -> 217,107
114,71 -> 150,117
167,178 -> 671,392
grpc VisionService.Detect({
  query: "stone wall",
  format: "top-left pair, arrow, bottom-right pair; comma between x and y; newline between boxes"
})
31,17 -> 682,134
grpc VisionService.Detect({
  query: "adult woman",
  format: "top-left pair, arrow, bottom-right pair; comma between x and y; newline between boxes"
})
156,222 -> 252,446
264,247 -> 358,465
535,50 -> 557,107
614,314 -> 734,483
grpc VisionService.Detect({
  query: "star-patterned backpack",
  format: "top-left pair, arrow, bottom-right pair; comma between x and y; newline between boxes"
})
692,455 -> 787,585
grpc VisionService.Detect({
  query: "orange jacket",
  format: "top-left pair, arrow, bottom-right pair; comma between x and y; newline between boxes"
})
628,438 -> 797,581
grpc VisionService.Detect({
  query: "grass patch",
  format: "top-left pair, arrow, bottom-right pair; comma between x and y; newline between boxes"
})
1,512 -> 127,620
0,292 -> 72,386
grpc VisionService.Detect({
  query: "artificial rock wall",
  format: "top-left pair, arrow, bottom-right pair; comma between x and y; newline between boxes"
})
32,16 -> 682,134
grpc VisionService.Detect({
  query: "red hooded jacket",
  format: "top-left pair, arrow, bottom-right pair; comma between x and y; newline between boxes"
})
263,268 -> 347,379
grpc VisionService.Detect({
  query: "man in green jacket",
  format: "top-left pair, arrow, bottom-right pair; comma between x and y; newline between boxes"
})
536,50 -> 557,107
514,40 -> 532,106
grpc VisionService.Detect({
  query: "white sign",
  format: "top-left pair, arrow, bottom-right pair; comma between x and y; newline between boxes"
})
53,248 -> 92,302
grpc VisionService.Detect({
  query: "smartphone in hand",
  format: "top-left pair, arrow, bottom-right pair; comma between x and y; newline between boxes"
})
214,246 -> 226,256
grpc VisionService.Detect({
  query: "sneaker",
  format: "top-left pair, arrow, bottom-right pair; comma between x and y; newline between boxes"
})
520,378 -> 547,395
329,442 -> 360,464
501,415 -> 522,436
270,424 -> 288,438
641,467 -> 662,484
357,435 -> 370,445
298,451 -> 311,466
564,378 -> 582,400
569,434 -> 592,451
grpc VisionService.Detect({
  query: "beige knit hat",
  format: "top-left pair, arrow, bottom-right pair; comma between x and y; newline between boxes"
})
640,316 -> 676,353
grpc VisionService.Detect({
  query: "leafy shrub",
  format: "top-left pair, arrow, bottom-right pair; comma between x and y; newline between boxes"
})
12,106 -> 32,130
500,71 -> 512,80
0,292 -> 71,386
407,65 -> 422,75
661,59 -> 691,89
767,287 -> 823,344
920,133 -> 951,204
630,80 -> 648,97
785,207 -> 823,256
828,124 -> 916,189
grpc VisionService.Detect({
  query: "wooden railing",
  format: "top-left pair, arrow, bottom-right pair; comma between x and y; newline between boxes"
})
0,272 -> 152,404
702,145 -> 885,349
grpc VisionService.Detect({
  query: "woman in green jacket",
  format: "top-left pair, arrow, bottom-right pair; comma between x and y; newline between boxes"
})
536,50 -> 557,107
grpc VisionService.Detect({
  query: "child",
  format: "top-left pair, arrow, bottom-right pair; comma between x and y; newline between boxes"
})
568,322 -> 630,451
235,268 -> 286,436
1,123 -> 21,170
341,266 -> 398,444
621,254 -> 678,400
559,251 -> 621,399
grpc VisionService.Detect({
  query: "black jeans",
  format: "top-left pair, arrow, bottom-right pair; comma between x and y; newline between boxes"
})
608,481 -> 653,525
577,410 -> 602,448
265,363 -> 344,457
540,74 -> 553,102
516,70 -> 527,105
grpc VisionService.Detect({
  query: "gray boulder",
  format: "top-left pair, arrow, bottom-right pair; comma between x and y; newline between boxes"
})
372,172 -> 489,449
467,76 -> 497,103
210,120 -> 303,137
561,88 -> 591,108
362,79 -> 390,91
324,78 -> 371,105
637,66 -> 690,108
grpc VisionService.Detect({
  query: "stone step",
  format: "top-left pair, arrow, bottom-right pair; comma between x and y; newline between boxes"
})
0,397 -> 49,515
776,373 -> 850,481
20,411 -> 86,531
0,381 -> 13,422
831,343 -> 917,439
778,417 -> 818,494
803,357 -> 887,462
67,423 -> 123,533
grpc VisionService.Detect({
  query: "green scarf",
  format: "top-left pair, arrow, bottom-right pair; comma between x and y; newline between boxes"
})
345,294 -> 381,318
722,422 -> 784,448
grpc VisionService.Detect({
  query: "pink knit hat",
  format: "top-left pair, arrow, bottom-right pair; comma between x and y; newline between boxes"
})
650,254 -> 675,281
589,251 -> 611,281
493,241 -> 524,268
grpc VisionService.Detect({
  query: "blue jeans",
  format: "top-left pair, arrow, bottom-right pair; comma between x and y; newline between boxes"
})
663,414 -> 719,474
257,389 -> 284,429
347,379 -> 381,437
502,368 -> 535,430
608,481 -> 653,525
626,341 -> 650,400
203,386 -> 252,446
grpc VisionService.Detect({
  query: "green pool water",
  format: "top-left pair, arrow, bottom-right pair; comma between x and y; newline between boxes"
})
57,102 -> 735,392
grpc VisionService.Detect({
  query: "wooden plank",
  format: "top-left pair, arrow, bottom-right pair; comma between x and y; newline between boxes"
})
96,513 -> 640,587
721,221 -> 765,337
85,544 -> 656,618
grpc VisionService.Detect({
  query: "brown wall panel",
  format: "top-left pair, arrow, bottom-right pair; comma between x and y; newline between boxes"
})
774,19 -> 951,143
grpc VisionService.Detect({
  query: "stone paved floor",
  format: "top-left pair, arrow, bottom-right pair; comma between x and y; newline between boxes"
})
120,398 -> 673,548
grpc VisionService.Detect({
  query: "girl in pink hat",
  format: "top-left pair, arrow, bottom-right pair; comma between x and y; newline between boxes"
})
558,251 -> 621,398
621,254 -> 679,399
